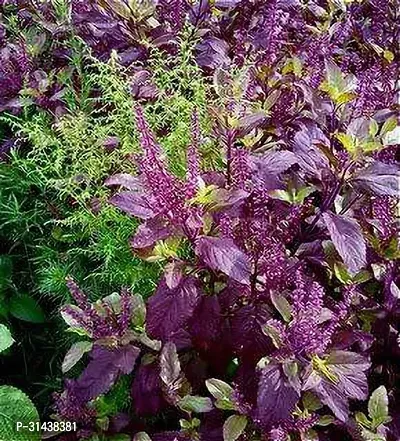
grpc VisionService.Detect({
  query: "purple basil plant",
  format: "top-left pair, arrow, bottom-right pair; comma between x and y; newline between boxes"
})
54,91 -> 399,439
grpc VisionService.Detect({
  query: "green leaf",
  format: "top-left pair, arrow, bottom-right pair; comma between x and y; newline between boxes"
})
131,294 -> 146,328
262,321 -> 284,348
302,429 -> 319,440
334,263 -> 352,284
380,116 -> 397,136
302,391 -> 323,411
270,291 -> 292,322
336,133 -> 357,155
317,415 -> 335,426
262,322 -> 284,349
108,435 -> 131,441
368,386 -> 390,428
352,270 -> 372,284
9,294 -> 45,323
361,428 -> 386,441
205,379 -> 233,400
215,398 -> 236,411
294,186 -> 315,204
383,50 -> 394,62
223,415 -> 248,441
369,119 -> 379,137
62,341 -> 93,373
382,126 -> 400,146
0,256 -> 13,289
0,386 -> 40,441
0,292 -> 9,318
178,395 -> 213,414
361,141 -> 382,153
355,411 -> 372,429
0,324 -> 14,353
320,61 -> 357,105
132,434 -> 152,441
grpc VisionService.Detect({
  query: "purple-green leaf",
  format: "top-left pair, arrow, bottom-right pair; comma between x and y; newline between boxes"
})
196,236 -> 251,285
323,211 -> 366,275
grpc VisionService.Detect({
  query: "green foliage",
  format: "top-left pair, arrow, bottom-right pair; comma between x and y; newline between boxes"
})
9,293 -> 45,323
355,386 -> 392,440
0,386 -> 40,441
0,31 -> 215,305
95,375 -> 132,420
0,29 -> 215,421
0,324 -> 14,352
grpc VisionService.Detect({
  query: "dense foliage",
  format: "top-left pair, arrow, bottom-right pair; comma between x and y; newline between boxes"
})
0,1 -> 399,441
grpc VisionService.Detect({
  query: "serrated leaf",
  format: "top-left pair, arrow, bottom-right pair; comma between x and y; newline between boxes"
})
0,324 -> 14,353
178,395 -> 213,413
61,341 -> 93,373
368,386 -> 390,428
270,291 -> 292,322
0,386 -> 40,441
9,294 -> 45,323
223,415 -> 248,441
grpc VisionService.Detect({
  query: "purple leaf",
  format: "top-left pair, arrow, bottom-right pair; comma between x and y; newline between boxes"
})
352,161 -> 400,197
255,362 -> 300,426
212,188 -> 249,210
308,351 -> 370,422
130,216 -> 175,249
160,342 -> 181,386
146,277 -> 202,343
132,361 -> 166,416
251,150 -> 297,190
110,191 -> 156,219
105,173 -> 143,191
73,345 -> 140,402
326,351 -> 370,400
230,304 -> 271,362
189,295 -> 224,349
164,261 -> 184,289
196,236 -> 251,285
114,345 -> 140,374
255,150 -> 298,175
214,0 -> 241,7
103,136 -> 120,152
237,112 -> 268,134
189,295 -> 231,371
322,211 -> 366,275
293,125 -> 330,177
